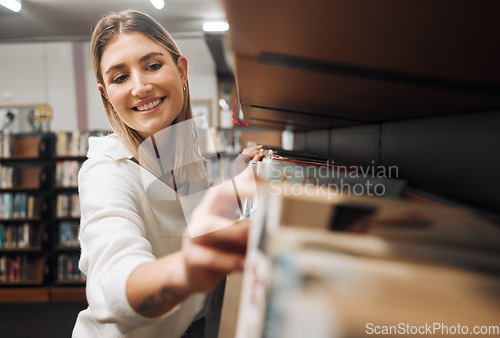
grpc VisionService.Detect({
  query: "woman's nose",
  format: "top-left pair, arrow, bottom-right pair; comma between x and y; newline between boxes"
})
131,73 -> 152,97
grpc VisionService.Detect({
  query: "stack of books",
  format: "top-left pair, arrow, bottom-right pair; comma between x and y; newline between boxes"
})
232,183 -> 500,338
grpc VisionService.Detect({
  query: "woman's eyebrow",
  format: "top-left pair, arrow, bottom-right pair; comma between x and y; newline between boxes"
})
105,52 -> 165,75
139,52 -> 164,63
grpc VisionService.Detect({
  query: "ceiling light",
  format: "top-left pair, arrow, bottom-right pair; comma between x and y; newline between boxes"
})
203,21 -> 229,32
0,0 -> 21,12
150,0 -> 164,10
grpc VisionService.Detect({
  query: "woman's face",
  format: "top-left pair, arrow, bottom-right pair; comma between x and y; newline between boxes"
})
98,32 -> 187,139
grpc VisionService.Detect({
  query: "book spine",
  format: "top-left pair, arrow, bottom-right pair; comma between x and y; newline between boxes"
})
0,223 -> 4,248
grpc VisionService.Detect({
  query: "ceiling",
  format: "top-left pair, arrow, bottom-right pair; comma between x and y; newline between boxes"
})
0,0 -> 227,42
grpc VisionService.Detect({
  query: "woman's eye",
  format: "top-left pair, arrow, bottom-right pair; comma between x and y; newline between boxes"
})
147,63 -> 163,71
112,74 -> 128,84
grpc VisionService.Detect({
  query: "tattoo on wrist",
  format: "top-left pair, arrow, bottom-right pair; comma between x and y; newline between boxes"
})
138,287 -> 183,312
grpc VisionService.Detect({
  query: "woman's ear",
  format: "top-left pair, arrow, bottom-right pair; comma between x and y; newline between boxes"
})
97,83 -> 108,101
177,55 -> 188,83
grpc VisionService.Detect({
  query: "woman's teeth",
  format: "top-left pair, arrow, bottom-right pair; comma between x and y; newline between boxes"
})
137,99 -> 161,111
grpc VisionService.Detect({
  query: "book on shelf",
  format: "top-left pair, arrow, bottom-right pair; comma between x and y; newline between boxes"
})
55,160 -> 82,187
0,192 -> 39,219
0,134 -> 12,158
57,252 -> 84,282
55,130 -> 109,157
59,221 -> 79,247
0,254 -> 29,282
232,183 -> 500,338
204,156 -> 241,186
212,127 -> 241,153
0,165 -> 14,188
56,193 -> 80,218
0,222 -> 34,249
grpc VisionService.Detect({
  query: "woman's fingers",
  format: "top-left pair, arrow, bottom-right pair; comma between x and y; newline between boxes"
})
188,220 -> 249,247
241,144 -> 263,159
183,242 -> 246,273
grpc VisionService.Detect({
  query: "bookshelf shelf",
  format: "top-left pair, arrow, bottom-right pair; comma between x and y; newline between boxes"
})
50,286 -> 86,302
54,280 -> 85,285
0,217 -> 42,222
53,186 -> 79,191
217,2 -> 500,336
52,156 -> 87,161
53,246 -> 79,251
1,279 -> 44,286
0,186 -> 41,192
47,131 -> 97,302
0,247 -> 42,253
0,287 -> 50,303
0,156 -> 45,162
55,217 -> 80,222
0,131 -> 93,303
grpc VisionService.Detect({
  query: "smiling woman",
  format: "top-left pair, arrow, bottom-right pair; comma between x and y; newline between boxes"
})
98,33 -> 187,139
91,11 -> 194,159
72,9 -> 264,338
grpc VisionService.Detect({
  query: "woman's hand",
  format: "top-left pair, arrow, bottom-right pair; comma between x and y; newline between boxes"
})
235,144 -> 265,175
179,165 -> 258,294
127,162 -> 260,317
240,144 -> 265,163
179,221 -> 249,294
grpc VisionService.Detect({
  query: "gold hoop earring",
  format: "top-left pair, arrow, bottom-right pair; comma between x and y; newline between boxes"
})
183,84 -> 187,92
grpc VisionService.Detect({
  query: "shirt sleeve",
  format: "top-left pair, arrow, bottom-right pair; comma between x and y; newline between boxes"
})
78,156 -> 179,334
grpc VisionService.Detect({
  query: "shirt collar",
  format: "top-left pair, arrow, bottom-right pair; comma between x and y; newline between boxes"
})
86,134 -> 134,161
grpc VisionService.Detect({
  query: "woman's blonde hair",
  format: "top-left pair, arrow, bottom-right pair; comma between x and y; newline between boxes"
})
91,9 -> 192,160
91,10 -> 206,189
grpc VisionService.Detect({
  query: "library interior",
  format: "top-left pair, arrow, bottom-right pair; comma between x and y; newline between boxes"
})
0,0 -> 499,337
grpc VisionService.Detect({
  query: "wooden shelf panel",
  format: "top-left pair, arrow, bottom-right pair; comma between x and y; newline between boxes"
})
50,286 -> 86,302
0,279 -> 44,286
0,156 -> 44,162
54,280 -> 86,286
53,156 -> 87,161
223,0 -> 500,86
54,246 -> 80,251
233,56 -> 500,130
0,247 -> 42,253
53,185 -> 79,191
55,217 -> 80,221
0,186 -> 41,192
0,217 -> 42,222
223,0 -> 500,129
0,287 -> 49,302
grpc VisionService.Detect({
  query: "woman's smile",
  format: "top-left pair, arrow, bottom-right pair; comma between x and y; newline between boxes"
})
132,97 -> 166,114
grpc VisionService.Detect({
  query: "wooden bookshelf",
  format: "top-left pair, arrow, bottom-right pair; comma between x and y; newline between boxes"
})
220,1 -> 500,337
0,287 -> 50,303
222,0 -> 500,131
0,131 -> 94,302
0,134 -> 50,289
49,286 -> 86,302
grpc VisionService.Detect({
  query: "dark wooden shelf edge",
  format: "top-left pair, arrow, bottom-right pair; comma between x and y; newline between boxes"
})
54,280 -> 86,285
55,217 -> 80,221
0,156 -> 47,161
49,286 -> 87,302
0,247 -> 43,252
0,217 -> 42,222
52,156 -> 87,161
53,185 -> 79,190
0,287 -> 49,303
0,186 -> 41,192
54,246 -> 80,251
